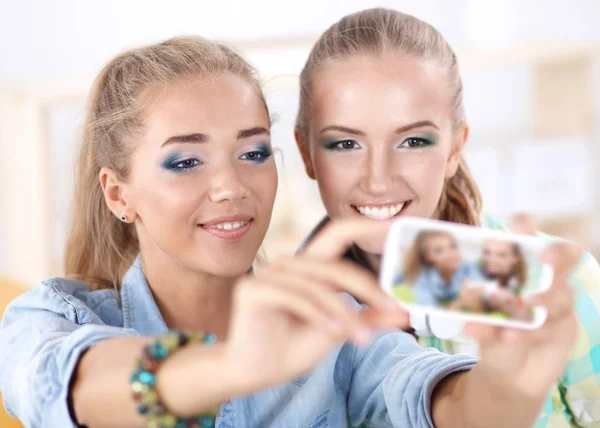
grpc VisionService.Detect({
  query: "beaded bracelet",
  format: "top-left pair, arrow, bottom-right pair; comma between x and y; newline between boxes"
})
130,330 -> 218,428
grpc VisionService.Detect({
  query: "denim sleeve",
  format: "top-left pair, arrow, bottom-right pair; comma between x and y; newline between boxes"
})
343,331 -> 477,427
413,276 -> 437,307
0,280 -> 138,427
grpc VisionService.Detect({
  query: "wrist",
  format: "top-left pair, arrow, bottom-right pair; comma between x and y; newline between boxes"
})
153,339 -> 239,419
462,365 -> 545,428
220,341 -> 269,396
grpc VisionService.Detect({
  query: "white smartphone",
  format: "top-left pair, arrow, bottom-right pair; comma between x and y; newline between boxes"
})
380,217 -> 553,329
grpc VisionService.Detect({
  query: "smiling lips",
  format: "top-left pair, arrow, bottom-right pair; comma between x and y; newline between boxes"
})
199,215 -> 253,241
353,201 -> 411,220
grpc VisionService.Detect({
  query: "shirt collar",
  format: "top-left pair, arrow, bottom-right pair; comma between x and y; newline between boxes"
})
120,256 -> 169,335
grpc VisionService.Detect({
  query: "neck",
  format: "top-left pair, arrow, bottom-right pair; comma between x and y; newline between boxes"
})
496,275 -> 510,287
438,267 -> 455,284
140,252 -> 240,340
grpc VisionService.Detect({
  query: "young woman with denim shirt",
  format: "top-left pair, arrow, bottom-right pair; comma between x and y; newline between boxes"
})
0,35 -> 579,428
294,8 -> 593,427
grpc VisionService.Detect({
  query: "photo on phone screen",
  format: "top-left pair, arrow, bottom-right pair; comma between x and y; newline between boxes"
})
380,218 -> 553,329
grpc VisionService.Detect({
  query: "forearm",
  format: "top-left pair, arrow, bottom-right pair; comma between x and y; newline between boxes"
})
72,337 -> 243,428
432,366 -> 545,428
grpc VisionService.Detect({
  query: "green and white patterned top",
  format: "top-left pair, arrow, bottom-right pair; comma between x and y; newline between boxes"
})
421,215 -> 600,428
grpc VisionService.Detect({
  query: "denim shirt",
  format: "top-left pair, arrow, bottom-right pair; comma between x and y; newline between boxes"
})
0,258 -> 476,428
413,263 -> 485,307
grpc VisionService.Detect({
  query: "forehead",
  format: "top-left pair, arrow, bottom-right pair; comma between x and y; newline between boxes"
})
310,55 -> 451,132
142,73 -> 268,140
486,240 -> 511,252
429,234 -> 452,245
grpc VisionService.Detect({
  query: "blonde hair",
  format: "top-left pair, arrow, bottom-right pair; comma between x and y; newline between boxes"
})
65,36 -> 266,290
403,230 -> 456,283
296,7 -> 482,225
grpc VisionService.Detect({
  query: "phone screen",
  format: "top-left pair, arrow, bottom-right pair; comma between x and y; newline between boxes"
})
380,217 -> 552,329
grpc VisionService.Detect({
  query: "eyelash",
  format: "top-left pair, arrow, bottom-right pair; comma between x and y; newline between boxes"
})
398,137 -> 435,148
324,140 -> 362,151
239,147 -> 272,164
163,147 -> 272,173
324,137 -> 435,151
165,157 -> 202,173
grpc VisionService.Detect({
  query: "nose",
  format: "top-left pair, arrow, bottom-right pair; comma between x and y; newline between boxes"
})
208,162 -> 248,203
360,146 -> 393,195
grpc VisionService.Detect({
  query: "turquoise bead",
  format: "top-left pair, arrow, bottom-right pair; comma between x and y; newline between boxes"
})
138,370 -> 157,386
175,421 -> 187,428
149,342 -> 169,360
199,415 -> 215,427
130,366 -> 143,383
203,334 -> 217,344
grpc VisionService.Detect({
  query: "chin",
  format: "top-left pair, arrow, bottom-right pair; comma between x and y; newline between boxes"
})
206,260 -> 255,277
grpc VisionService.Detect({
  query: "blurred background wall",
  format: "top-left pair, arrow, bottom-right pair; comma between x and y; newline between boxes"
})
1,0 -> 600,287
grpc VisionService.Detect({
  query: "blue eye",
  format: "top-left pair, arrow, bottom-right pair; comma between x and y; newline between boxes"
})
240,144 -> 272,164
398,137 -> 435,148
161,155 -> 202,173
323,139 -> 361,151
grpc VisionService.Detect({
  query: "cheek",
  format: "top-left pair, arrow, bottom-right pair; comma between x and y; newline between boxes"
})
312,151 -> 356,215
136,172 -> 208,234
396,150 -> 448,206
246,164 -> 278,217
392,150 -> 446,223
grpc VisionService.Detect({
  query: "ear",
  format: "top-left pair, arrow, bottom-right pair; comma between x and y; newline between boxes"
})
99,167 -> 136,222
445,124 -> 469,179
295,128 -> 315,180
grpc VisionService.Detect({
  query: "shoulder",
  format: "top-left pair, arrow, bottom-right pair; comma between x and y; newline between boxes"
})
481,213 -> 599,284
1,277 -> 121,327
479,214 -> 509,231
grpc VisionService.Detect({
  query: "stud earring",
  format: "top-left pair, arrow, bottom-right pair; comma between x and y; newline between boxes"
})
121,215 -> 127,222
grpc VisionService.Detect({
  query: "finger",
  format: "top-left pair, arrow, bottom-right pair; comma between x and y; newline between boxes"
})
360,307 -> 410,331
540,242 -> 583,283
250,281 -> 367,346
270,257 -> 397,313
527,304 -> 578,360
258,269 -> 365,335
302,219 -> 391,261
529,286 -> 575,322
464,322 -> 501,346
509,213 -> 537,235
250,282 -> 334,329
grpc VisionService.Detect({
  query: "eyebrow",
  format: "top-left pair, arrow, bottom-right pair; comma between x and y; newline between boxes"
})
162,127 -> 270,147
162,133 -> 209,147
237,127 -> 270,139
319,120 -> 439,136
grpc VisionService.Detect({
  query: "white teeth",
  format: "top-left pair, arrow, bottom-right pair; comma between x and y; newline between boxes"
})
209,221 -> 248,230
355,202 -> 407,220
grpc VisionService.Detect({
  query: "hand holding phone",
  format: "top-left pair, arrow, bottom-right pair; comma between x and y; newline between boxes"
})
380,217 -> 553,329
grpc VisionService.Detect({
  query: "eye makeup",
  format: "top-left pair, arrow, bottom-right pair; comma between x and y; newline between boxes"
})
239,143 -> 273,164
160,153 -> 202,173
399,134 -> 438,149
321,139 -> 361,151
